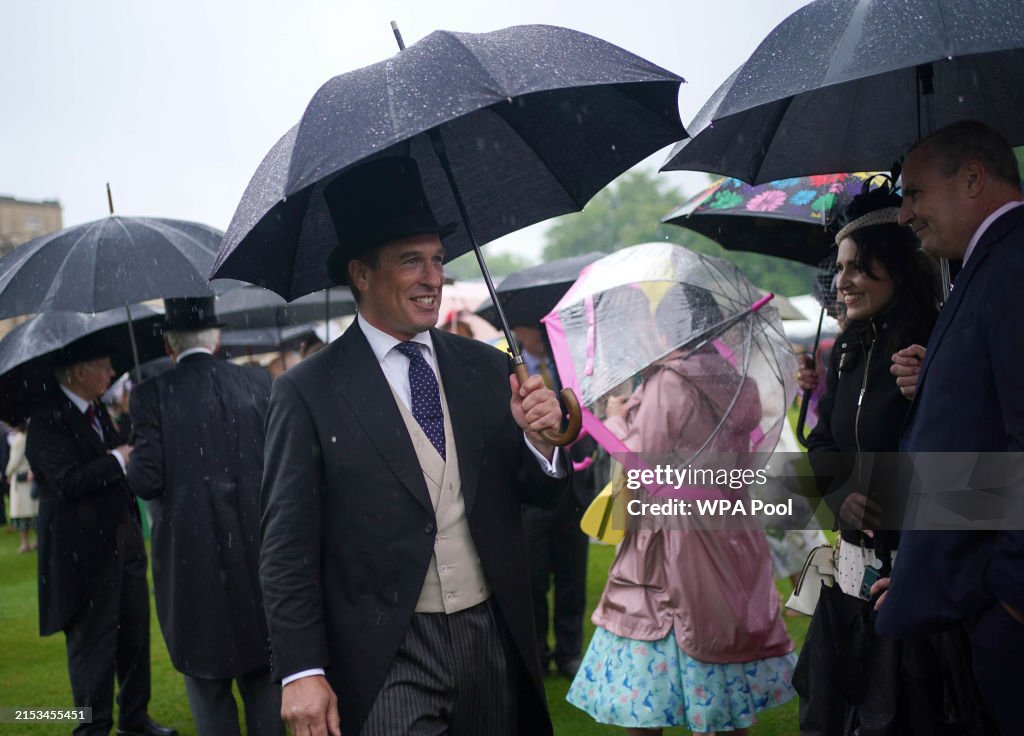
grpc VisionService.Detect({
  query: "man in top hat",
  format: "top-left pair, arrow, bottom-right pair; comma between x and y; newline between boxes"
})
25,336 -> 175,736
259,156 -> 572,736
125,297 -> 281,736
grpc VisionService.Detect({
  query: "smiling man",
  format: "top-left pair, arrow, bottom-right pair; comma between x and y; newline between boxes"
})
258,157 -> 570,736
874,120 -> 1024,735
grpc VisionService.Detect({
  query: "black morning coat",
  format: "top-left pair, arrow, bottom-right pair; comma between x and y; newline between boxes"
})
259,324 -> 571,736
126,352 -> 274,679
26,391 -> 144,636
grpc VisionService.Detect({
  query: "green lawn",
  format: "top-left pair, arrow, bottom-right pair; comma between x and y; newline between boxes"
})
0,531 -> 806,735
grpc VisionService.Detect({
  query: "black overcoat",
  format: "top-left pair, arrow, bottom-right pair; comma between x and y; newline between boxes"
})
127,352 -> 273,678
26,393 -> 143,636
259,324 -> 570,736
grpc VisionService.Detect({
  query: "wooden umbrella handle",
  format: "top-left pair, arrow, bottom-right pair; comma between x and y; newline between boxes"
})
514,363 -> 582,447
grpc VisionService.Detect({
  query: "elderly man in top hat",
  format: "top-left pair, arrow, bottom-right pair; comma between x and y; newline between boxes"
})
25,336 -> 175,736
125,297 -> 281,736
258,156 -> 572,736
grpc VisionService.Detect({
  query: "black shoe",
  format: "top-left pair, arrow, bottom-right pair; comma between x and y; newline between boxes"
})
116,717 -> 178,736
557,657 -> 581,678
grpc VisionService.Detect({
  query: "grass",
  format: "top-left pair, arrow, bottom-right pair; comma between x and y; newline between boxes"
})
0,530 -> 807,735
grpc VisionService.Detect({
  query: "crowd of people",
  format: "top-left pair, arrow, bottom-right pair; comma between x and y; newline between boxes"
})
1,119 -> 1021,736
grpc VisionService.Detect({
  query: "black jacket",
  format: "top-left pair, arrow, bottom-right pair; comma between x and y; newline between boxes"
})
807,317 -> 927,553
259,325 -> 570,736
127,352 -> 273,678
26,393 -> 143,636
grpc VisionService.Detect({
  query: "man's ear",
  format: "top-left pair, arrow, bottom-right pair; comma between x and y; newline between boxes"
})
348,258 -> 369,294
963,160 -> 986,198
163,336 -> 175,359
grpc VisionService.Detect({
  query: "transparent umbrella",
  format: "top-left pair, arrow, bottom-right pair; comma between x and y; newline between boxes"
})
543,242 -> 797,477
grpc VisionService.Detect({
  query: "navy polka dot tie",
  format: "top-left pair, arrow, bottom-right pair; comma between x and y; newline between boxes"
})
395,341 -> 446,460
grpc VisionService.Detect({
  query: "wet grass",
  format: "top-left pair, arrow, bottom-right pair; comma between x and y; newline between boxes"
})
0,529 -> 806,735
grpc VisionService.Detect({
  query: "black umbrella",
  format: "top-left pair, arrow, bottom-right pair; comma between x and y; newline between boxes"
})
0,305 -> 165,425
476,252 -> 606,329
215,284 -> 355,332
0,215 -> 239,318
218,323 -> 321,359
662,0 -> 1024,184
212,24 -> 686,445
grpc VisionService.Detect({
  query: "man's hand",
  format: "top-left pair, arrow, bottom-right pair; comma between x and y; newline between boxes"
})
838,492 -> 882,536
871,576 -> 890,611
510,373 -> 562,461
1003,601 -> 1024,624
281,675 -> 341,736
891,344 -> 926,400
115,444 -> 133,464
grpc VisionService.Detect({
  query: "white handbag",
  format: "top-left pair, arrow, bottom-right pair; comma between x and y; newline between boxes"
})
785,543 -> 837,616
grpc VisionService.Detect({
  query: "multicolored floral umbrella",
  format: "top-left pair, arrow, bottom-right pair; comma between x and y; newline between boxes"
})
663,172 -> 883,265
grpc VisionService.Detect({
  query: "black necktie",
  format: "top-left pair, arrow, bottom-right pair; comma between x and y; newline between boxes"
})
395,342 -> 446,460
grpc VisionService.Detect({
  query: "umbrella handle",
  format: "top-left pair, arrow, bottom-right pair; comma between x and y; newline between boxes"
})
513,363 -> 582,447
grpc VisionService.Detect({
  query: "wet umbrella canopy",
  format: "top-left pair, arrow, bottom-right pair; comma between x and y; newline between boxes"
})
0,217 -> 239,319
211,24 -> 685,299
663,172 -> 883,266
0,305 -> 165,425
543,242 -> 797,468
662,0 -> 1024,183
214,284 -> 355,331
476,252 -> 607,329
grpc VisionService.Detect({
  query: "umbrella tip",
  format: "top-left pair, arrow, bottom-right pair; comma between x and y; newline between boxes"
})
106,182 -> 114,215
390,20 -> 406,50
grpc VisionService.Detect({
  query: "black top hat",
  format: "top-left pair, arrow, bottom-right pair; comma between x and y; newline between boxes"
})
51,333 -> 118,368
322,156 -> 458,284
159,297 -> 224,331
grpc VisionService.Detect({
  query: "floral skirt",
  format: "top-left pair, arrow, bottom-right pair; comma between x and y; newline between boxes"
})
567,627 -> 797,732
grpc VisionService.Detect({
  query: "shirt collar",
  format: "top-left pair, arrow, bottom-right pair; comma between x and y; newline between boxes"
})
357,313 -> 434,364
963,200 -> 1024,266
59,384 -> 92,414
176,347 -> 214,362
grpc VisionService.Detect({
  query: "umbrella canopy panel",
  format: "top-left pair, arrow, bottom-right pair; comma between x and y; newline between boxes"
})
663,173 -> 883,265
544,242 -> 797,465
214,284 -> 356,331
212,25 -> 686,298
662,0 -> 1024,182
0,305 -> 165,425
0,216 -> 239,320
476,252 -> 607,328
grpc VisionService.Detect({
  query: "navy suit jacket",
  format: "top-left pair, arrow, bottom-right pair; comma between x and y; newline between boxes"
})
876,204 -> 1024,644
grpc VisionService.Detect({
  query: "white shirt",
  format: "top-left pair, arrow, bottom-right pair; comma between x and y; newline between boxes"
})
962,200 -> 1024,267
282,314 -> 564,687
175,346 -> 214,361
59,384 -> 126,473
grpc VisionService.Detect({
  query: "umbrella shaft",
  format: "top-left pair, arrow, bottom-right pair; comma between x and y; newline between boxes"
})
425,128 -> 522,362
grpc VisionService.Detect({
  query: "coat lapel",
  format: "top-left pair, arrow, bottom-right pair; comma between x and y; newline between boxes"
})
433,331 -> 485,515
59,395 -> 109,455
330,324 -> 433,514
906,206 -> 1024,427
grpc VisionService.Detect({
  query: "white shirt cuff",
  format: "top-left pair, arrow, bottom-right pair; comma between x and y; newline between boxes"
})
110,449 -> 127,474
281,668 -> 325,687
524,434 -> 564,477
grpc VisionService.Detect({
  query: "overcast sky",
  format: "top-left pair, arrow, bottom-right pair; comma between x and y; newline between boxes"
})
1,0 -> 811,260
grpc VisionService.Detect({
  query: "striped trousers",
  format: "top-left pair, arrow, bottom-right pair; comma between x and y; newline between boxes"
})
361,599 -> 519,736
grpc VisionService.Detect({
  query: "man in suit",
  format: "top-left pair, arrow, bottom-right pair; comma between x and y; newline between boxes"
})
515,324 -> 598,679
259,156 -> 571,736
874,120 -> 1024,735
125,297 -> 282,736
25,336 -> 175,736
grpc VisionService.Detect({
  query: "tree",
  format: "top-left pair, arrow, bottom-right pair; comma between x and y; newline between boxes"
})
443,250 -> 531,281
541,168 -> 817,296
